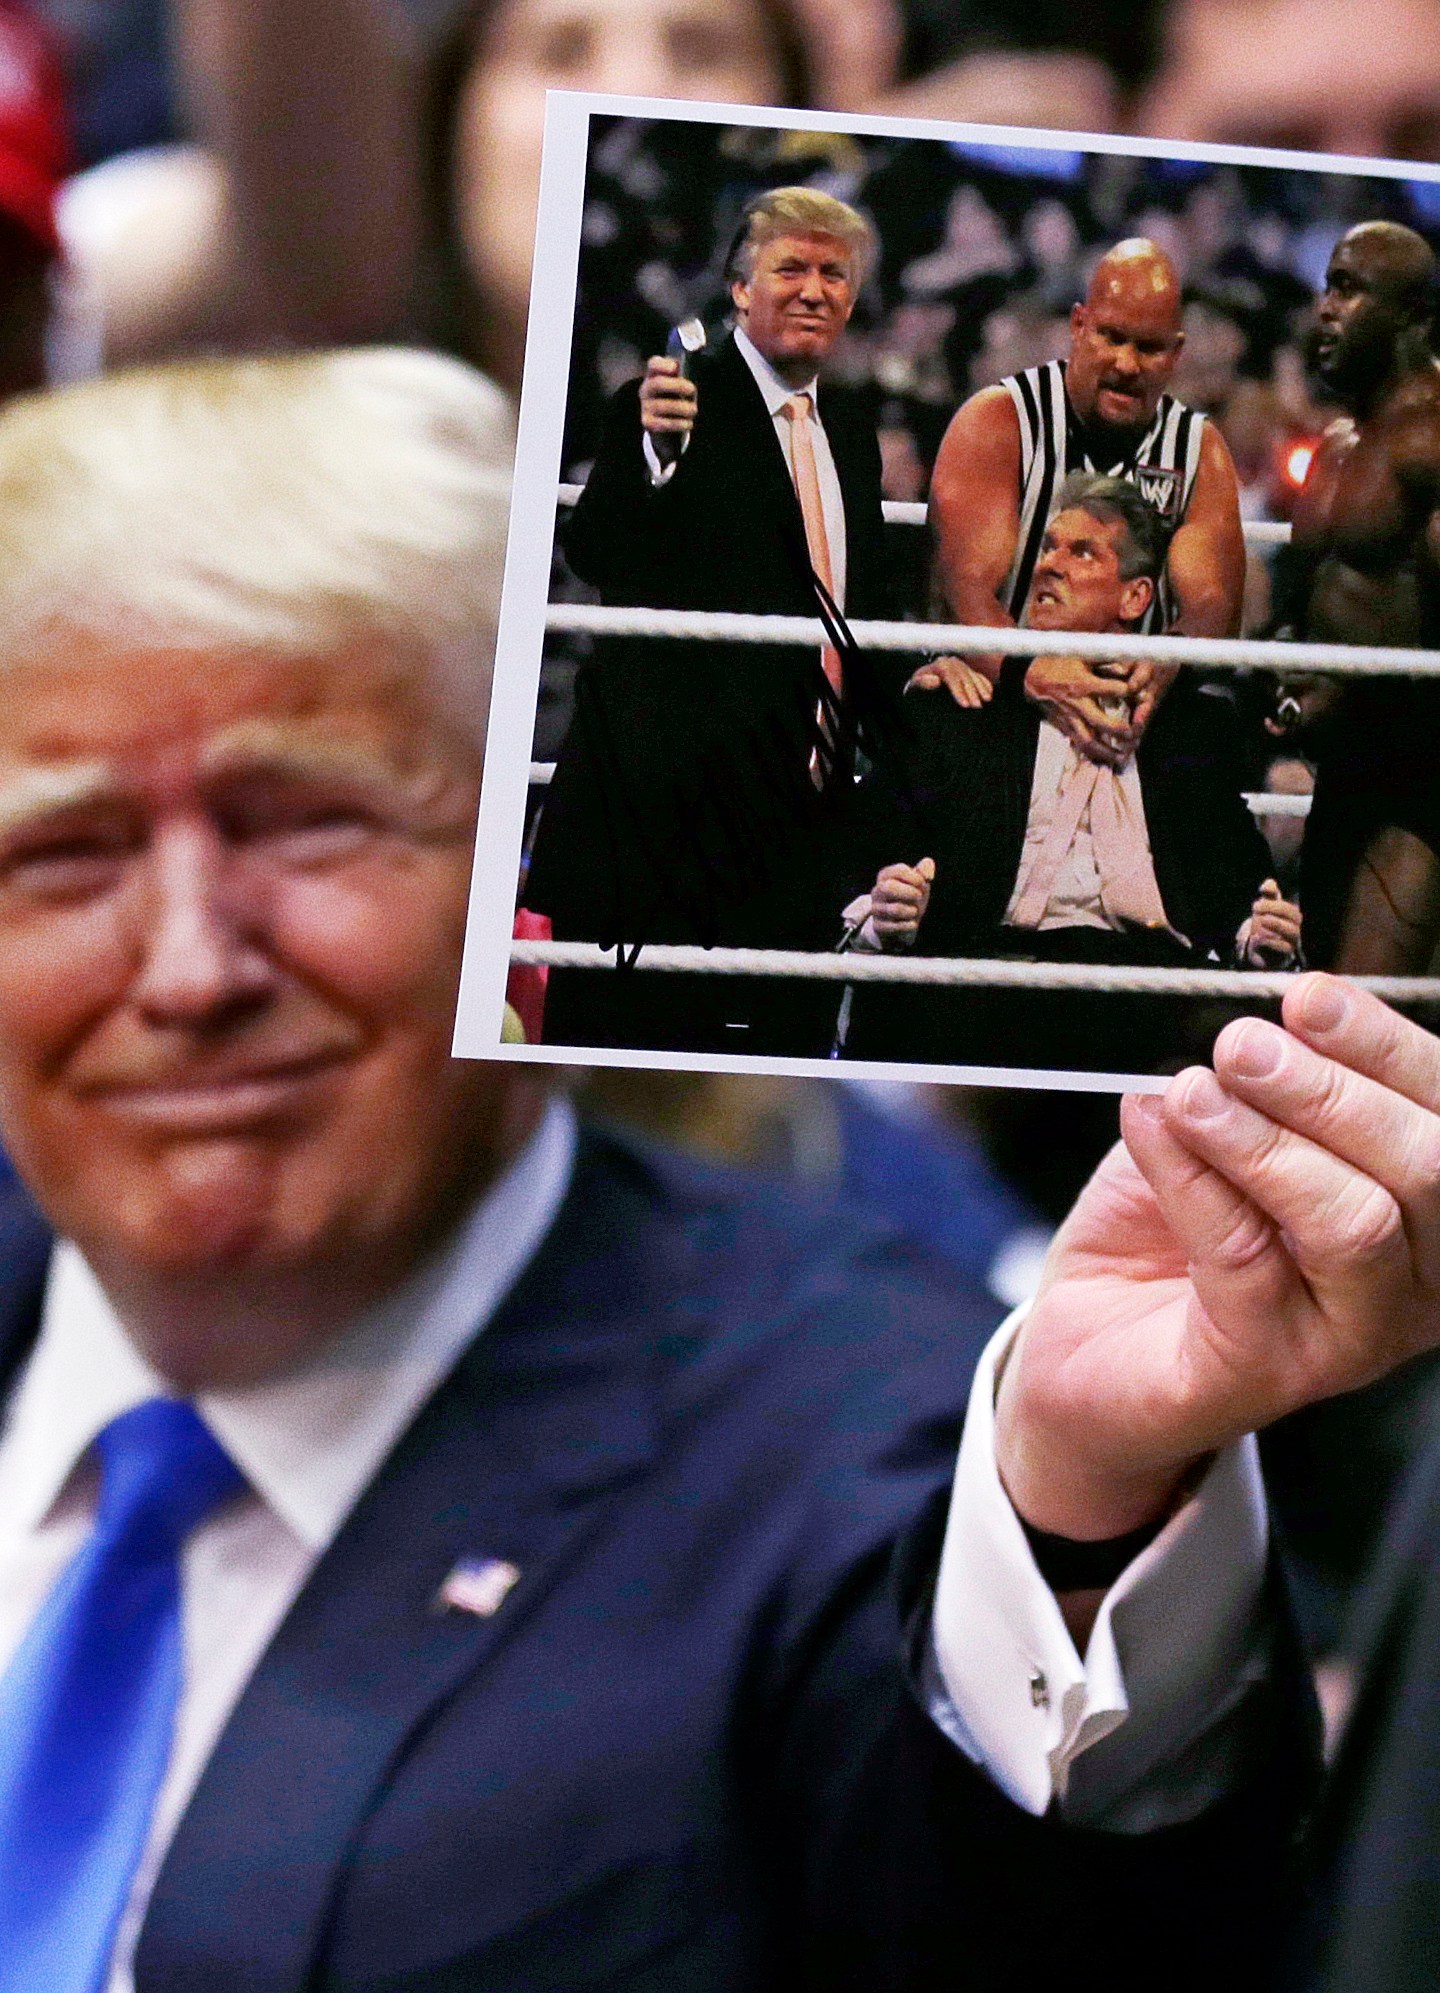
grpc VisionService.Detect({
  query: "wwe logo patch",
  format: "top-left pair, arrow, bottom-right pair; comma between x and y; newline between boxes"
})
1135,465 -> 1182,520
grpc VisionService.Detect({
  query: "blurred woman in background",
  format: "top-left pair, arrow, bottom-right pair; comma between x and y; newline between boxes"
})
58,0 -> 895,375
419,0 -> 816,388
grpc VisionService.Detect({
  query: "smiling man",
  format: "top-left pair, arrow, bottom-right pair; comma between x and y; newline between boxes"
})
526,187 -> 893,1057
0,363 -> 528,1392
0,651 -> 520,1384
916,238 -> 1245,765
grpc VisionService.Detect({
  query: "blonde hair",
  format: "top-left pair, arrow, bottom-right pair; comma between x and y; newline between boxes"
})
730,186 -> 876,289
0,347 -> 514,737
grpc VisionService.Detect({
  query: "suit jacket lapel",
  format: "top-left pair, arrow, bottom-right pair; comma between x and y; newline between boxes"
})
710,334 -> 811,565
823,398 -> 873,603
0,1177 -> 59,1393
137,1132 -> 667,1993
1135,707 -> 1195,944
996,697 -> 1044,920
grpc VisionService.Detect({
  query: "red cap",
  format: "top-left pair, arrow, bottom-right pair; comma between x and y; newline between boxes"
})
0,4 -> 67,259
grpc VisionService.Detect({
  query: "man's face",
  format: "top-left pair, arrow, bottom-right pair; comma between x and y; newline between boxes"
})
1067,281 -> 1184,441
1027,508 -> 1154,632
731,231 -> 857,379
1309,236 -> 1408,400
0,640 -> 495,1310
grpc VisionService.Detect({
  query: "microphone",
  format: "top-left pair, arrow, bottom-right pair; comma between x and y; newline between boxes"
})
667,317 -> 707,375
653,319 -> 707,467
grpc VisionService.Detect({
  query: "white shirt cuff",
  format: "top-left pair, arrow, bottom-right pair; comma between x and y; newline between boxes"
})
930,1310 -> 1271,1827
642,431 -> 684,485
841,893 -> 881,951
841,892 -> 922,952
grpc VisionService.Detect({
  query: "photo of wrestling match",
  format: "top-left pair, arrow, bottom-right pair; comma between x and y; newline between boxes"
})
455,95 -> 1440,1088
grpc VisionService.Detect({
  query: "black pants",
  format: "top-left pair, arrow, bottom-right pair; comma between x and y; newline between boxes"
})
844,927 -> 1275,1078
541,962 -> 841,1061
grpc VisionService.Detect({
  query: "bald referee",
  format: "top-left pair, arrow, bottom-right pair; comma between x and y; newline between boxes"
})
918,239 -> 1245,768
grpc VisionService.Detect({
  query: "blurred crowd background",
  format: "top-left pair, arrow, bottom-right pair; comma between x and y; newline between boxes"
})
6,0 -> 1440,1714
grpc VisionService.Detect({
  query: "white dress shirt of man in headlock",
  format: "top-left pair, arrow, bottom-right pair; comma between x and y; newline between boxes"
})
856,474 -> 1300,969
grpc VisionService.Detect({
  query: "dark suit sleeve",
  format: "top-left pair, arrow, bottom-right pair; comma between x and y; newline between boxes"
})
829,397 -> 893,624
824,724 -> 932,921
780,1504 -> 1319,1993
566,379 -> 667,600
1146,683 -> 1276,959
1293,1433 -> 1440,1992
739,1232 -> 1320,1992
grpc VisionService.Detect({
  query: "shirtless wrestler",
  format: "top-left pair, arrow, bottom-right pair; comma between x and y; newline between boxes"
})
917,239 -> 1245,770
1284,221 -> 1440,973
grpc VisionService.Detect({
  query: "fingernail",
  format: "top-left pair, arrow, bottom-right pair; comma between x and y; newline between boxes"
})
1300,976 -> 1348,1033
1123,1092 -> 1163,1127
1229,1020 -> 1284,1079
1179,1070 -> 1230,1120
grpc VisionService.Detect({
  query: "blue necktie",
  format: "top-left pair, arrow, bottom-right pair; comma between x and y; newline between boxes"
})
0,1398 -> 244,1993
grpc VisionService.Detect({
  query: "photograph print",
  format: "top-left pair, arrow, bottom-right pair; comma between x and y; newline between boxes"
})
454,92 -> 1440,1089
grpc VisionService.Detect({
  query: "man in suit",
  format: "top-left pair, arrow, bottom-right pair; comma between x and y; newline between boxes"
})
526,186 -> 898,1059
3,346 -> 1440,1993
840,474 -> 1298,1072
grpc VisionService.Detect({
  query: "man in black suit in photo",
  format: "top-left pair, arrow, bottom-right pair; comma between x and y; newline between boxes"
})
526,186 -> 896,1058
839,474 -> 1300,1072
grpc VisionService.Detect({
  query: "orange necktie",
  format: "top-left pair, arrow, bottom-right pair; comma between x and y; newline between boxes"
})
781,393 -> 844,702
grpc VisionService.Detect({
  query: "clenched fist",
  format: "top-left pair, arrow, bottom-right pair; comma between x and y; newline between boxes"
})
639,356 -> 698,464
870,857 -> 935,947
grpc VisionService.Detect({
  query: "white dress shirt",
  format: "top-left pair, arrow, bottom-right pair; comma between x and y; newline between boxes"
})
642,322 -> 848,606
0,1098 -> 1269,1987
1005,720 -> 1177,936
935,1314 -> 1271,1830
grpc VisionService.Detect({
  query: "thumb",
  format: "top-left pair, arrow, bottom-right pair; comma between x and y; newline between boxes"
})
1258,877 -> 1281,900
918,857 -> 936,882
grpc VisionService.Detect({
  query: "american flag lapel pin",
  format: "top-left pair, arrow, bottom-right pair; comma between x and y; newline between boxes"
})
436,1557 -> 522,1619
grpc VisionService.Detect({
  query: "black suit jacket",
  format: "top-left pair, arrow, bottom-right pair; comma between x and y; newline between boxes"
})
844,670 -> 1272,959
527,334 -> 894,954
0,1134 -> 1313,1992
837,670 -> 1276,1068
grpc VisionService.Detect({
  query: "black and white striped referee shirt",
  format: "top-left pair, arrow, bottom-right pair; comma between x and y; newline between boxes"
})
1000,358 -> 1207,631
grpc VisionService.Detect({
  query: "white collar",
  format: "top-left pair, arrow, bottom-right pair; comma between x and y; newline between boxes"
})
0,1093 -> 577,1551
733,323 -> 820,418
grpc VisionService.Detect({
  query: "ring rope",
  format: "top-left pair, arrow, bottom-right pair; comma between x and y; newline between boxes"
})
554,482 -> 1292,544
510,938 -> 1440,1003
525,761 -> 1312,818
544,603 -> 1440,678
1242,792 -> 1311,818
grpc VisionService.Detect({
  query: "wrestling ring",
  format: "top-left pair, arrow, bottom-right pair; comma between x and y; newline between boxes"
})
512,509 -> 1440,1009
